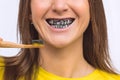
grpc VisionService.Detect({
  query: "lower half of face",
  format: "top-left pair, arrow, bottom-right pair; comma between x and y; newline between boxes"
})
31,0 -> 90,48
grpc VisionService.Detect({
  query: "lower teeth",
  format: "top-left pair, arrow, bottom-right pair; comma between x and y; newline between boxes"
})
53,25 -> 68,29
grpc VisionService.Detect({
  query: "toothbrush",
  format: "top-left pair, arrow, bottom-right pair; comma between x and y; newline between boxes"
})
0,40 -> 44,48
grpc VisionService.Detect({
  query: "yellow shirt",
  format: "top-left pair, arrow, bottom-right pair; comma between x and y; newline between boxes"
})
0,58 -> 120,80
0,57 -> 4,80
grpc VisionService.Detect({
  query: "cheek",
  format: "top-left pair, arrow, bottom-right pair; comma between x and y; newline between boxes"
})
31,0 -> 51,19
69,0 -> 90,17
30,1 -> 51,38
30,0 -> 52,33
72,0 -> 90,35
74,0 -> 90,28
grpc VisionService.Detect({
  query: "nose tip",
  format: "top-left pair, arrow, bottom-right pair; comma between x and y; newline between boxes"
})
52,0 -> 68,14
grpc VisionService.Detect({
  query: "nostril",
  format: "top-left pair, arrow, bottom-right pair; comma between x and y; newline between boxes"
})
52,8 -> 68,13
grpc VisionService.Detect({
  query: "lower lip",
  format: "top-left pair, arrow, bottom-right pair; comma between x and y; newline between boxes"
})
48,25 -> 72,32
46,22 -> 75,32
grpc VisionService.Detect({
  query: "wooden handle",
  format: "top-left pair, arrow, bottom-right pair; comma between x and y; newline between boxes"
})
0,40 -> 44,48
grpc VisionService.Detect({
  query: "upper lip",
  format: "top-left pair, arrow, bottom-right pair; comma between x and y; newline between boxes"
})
45,17 -> 75,20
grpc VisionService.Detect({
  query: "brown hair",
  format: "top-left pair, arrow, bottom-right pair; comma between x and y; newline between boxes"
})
3,0 -> 118,80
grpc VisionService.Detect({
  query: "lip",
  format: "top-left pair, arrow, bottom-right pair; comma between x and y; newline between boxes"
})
45,18 -> 76,32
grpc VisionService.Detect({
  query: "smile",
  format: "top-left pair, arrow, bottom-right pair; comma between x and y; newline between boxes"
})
46,18 -> 75,29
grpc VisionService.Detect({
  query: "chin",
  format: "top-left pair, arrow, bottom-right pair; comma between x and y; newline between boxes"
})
49,40 -> 72,48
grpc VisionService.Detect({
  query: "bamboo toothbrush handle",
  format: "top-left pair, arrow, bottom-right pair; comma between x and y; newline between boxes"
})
0,40 -> 44,48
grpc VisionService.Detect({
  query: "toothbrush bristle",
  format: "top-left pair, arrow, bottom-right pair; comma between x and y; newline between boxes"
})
32,40 -> 44,45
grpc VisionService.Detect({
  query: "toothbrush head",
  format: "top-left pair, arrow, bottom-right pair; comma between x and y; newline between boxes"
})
32,40 -> 44,46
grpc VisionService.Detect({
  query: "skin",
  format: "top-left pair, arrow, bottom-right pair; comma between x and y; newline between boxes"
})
0,38 -> 3,41
31,0 -> 95,78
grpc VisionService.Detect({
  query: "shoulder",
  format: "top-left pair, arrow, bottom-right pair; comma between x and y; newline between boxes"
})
0,57 -> 5,80
96,69 -> 120,80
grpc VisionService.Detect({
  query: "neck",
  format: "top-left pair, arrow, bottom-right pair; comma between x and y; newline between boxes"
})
39,37 -> 95,78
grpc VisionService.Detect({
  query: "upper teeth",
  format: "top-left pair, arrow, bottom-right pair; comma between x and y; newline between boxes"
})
46,18 -> 75,29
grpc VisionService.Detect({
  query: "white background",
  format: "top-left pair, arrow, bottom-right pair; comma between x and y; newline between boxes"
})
0,0 -> 120,72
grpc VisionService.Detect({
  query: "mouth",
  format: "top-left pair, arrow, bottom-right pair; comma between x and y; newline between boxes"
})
46,18 -> 75,29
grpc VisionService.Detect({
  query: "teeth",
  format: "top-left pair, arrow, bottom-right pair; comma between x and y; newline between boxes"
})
46,18 -> 75,29
49,20 -> 54,24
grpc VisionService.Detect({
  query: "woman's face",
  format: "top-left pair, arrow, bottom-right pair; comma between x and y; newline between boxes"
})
31,0 -> 90,48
